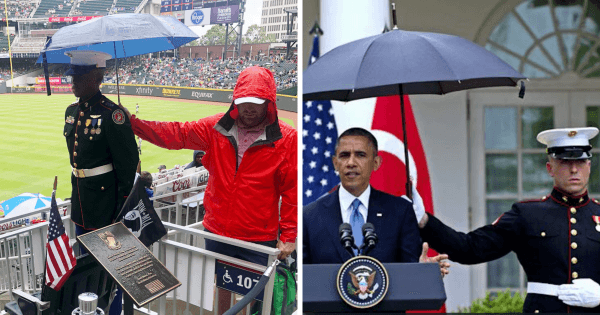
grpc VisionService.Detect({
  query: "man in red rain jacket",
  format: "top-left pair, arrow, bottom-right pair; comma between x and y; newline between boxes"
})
120,66 -> 297,264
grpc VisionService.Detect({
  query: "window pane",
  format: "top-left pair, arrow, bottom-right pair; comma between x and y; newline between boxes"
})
586,107 -> 600,148
515,0 -> 554,38
489,12 -> 534,56
522,107 -> 554,148
485,107 -> 517,150
488,253 -> 521,288
522,63 -> 553,78
523,153 -> 553,195
528,46 -> 560,74
486,154 -> 518,195
542,36 -> 565,71
584,3 -> 600,36
554,0 -> 584,31
485,43 -> 522,71
589,154 -> 600,194
486,199 -> 520,288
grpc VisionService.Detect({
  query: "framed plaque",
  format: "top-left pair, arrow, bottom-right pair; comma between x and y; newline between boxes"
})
77,222 -> 181,307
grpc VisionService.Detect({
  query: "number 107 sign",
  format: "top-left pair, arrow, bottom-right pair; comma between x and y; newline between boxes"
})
215,260 -> 264,301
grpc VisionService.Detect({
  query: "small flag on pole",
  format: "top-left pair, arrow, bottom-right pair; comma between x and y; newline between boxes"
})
45,178 -> 76,291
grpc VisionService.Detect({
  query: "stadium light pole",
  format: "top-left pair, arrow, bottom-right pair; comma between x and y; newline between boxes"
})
3,0 -> 14,87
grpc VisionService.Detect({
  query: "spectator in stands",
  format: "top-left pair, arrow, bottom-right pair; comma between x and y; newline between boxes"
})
140,171 -> 154,198
120,66 -> 297,314
184,150 -> 204,170
157,164 -> 166,172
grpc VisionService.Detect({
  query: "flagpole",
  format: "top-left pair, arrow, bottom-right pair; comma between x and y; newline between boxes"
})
41,176 -> 57,299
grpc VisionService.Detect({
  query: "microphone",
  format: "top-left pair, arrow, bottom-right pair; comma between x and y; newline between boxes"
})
361,223 -> 378,256
339,223 -> 356,258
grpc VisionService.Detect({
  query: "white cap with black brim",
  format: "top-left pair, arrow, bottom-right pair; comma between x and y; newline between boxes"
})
537,127 -> 599,159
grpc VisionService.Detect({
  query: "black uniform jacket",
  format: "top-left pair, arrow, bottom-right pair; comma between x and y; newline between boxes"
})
421,187 -> 600,313
64,91 -> 139,229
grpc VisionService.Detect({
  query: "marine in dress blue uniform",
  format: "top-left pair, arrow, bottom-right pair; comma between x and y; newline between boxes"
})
414,127 -> 600,313
63,51 -> 139,230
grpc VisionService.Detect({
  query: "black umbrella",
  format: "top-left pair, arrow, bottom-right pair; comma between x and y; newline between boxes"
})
303,7 -> 526,197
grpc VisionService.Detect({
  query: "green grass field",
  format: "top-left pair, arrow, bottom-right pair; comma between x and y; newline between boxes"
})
0,93 -> 295,202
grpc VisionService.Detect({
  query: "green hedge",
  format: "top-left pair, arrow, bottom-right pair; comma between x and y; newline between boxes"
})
458,289 -> 525,313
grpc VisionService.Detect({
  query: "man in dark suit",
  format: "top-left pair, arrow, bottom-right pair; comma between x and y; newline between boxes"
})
304,128 -> 449,271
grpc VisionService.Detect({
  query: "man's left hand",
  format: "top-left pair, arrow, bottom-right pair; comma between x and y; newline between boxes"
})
419,242 -> 450,278
558,279 -> 600,308
276,240 -> 295,260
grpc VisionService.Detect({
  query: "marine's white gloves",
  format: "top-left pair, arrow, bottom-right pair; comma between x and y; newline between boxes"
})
558,278 -> 600,308
401,182 -> 425,223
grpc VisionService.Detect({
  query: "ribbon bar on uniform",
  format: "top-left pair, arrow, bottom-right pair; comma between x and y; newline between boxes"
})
72,164 -> 114,178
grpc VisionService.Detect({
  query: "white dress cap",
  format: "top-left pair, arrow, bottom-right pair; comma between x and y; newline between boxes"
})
65,50 -> 112,68
537,127 -> 599,159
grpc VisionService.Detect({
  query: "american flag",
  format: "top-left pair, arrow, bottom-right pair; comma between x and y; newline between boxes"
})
45,190 -> 76,291
303,35 -> 339,205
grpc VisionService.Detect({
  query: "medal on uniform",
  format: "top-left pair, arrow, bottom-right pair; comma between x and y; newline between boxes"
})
91,118 -> 97,135
84,119 -> 91,134
593,216 -> 600,232
96,119 -> 102,134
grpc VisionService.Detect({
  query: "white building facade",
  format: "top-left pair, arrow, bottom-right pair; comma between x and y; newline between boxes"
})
261,0 -> 297,41
303,0 -> 600,311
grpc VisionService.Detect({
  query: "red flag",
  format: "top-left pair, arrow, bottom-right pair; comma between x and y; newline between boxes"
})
45,191 -> 76,291
370,95 -> 446,313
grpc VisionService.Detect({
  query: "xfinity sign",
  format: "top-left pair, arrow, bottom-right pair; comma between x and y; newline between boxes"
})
185,8 -> 210,26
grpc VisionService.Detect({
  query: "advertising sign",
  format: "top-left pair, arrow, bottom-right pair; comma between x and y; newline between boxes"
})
48,16 -> 101,22
185,8 -> 210,26
210,5 -> 239,24
36,77 -> 63,85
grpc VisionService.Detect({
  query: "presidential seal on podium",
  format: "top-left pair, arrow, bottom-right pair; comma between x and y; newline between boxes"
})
336,256 -> 389,309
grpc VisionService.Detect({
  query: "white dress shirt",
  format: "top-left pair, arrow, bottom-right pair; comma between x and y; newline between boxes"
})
339,185 -> 370,224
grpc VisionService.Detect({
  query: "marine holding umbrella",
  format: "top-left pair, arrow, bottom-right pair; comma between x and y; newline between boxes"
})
411,127 -> 600,313
63,50 -> 139,315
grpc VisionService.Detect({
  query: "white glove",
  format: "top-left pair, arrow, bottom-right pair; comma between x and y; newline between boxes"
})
401,182 -> 425,223
558,278 -> 600,308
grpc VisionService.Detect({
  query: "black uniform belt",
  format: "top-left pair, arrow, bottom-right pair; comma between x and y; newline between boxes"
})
72,164 -> 113,178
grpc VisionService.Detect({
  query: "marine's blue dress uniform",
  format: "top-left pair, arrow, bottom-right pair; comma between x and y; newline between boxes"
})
64,91 -> 139,229
421,187 -> 600,313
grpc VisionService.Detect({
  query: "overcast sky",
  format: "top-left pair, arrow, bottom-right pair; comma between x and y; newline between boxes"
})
188,0 -> 262,37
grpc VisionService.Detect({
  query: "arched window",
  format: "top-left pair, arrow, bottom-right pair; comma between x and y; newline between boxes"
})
485,0 -> 600,78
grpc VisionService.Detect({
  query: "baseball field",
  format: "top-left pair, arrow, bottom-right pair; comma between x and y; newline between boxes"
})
0,93 -> 296,202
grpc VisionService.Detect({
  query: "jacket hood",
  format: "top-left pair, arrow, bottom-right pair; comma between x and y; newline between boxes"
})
229,66 -> 278,124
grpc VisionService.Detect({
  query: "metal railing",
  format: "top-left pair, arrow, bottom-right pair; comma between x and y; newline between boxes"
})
0,194 -> 285,315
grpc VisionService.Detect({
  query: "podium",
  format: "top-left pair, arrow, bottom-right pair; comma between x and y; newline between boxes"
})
304,262 -> 446,313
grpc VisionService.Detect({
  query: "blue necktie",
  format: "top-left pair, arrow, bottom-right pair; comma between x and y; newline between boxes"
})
350,199 -> 364,255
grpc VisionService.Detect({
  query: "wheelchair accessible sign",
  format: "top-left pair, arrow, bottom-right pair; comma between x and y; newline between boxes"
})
216,260 -> 265,301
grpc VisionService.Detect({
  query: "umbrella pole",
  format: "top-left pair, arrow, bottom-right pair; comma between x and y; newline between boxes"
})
400,93 -> 412,199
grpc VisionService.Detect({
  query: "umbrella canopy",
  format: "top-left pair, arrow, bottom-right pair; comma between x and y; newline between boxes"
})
36,13 -> 198,64
303,29 -> 526,101
0,193 -> 62,218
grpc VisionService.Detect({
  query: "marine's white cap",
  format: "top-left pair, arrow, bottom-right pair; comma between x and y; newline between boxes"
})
537,127 -> 599,159
65,50 -> 111,67
64,51 -> 111,76
234,97 -> 267,105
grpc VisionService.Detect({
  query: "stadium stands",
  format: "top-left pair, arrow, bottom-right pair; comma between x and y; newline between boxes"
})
102,55 -> 298,90
0,35 -> 16,52
112,0 -> 142,14
33,0 -> 74,17
1,0 -> 36,18
75,0 -> 113,16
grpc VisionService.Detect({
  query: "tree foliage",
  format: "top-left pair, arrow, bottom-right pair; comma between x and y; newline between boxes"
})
196,25 -> 238,46
243,24 -> 275,44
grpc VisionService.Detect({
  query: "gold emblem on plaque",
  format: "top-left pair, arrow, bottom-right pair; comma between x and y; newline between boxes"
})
568,131 -> 577,137
98,231 -> 122,250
